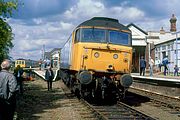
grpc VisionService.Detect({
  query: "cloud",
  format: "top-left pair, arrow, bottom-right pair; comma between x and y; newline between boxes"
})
9,0 -> 180,60
64,0 -> 144,23
9,0 -> 146,60
106,6 -> 144,23
9,18 -> 73,60
64,0 -> 105,19
33,18 -> 43,25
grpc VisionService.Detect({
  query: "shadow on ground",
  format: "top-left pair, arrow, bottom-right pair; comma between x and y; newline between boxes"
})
16,80 -> 64,120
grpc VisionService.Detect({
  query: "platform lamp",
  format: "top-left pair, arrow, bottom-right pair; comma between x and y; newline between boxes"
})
58,50 -> 60,70
172,31 -> 180,67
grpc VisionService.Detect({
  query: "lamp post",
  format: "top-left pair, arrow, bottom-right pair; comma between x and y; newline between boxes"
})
175,33 -> 178,66
145,36 -> 153,76
58,51 -> 60,70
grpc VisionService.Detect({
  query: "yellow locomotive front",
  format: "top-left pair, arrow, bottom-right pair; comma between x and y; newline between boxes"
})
60,17 -> 133,101
71,39 -> 132,75
15,59 -> 26,68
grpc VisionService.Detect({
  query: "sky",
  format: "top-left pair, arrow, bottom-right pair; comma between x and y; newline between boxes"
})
8,0 -> 180,60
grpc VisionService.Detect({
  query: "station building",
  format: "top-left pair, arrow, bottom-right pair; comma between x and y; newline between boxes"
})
129,14 -> 180,73
44,48 -> 61,68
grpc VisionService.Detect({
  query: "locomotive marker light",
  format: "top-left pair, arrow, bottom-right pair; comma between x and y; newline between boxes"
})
94,52 -> 100,58
113,54 -> 118,59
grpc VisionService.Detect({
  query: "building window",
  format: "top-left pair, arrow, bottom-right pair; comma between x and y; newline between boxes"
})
162,45 -> 166,50
168,50 -> 170,60
168,44 -> 170,50
158,52 -> 160,59
158,47 -> 160,51
171,44 -> 174,50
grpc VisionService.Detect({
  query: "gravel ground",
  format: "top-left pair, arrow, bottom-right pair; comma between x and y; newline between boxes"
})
15,78 -> 84,120
133,103 -> 180,120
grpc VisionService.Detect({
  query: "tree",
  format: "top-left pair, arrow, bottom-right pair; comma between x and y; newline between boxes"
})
0,0 -> 18,63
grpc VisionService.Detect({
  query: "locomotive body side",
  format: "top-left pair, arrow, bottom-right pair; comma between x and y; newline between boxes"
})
60,35 -> 73,70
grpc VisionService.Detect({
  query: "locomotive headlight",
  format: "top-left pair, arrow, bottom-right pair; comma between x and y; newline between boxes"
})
94,52 -> 100,58
107,64 -> 114,71
108,65 -> 113,69
113,54 -> 118,59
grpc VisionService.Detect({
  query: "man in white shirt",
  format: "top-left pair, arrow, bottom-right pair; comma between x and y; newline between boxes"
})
149,58 -> 154,76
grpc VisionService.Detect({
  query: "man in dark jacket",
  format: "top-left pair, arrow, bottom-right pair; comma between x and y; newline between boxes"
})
45,66 -> 54,91
140,56 -> 146,76
0,59 -> 19,120
162,56 -> 169,76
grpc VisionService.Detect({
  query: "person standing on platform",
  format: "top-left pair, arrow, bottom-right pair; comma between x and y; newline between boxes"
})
174,65 -> 179,76
0,59 -> 19,120
155,57 -> 161,72
149,58 -> 154,76
45,66 -> 54,91
162,56 -> 169,76
140,56 -> 146,76
14,65 -> 24,94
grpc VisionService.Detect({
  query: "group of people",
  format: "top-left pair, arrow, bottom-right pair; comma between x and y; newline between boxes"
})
140,56 -> 179,76
140,56 -> 154,76
0,59 -> 54,120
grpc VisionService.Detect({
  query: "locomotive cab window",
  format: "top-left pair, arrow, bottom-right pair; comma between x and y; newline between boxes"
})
75,29 -> 80,43
109,30 -> 130,46
81,28 -> 106,43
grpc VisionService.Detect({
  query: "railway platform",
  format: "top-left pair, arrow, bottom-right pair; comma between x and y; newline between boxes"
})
33,68 -> 59,81
131,72 -> 180,98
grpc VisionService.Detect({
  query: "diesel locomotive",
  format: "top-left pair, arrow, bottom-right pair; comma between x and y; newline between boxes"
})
15,58 -> 39,68
60,17 -> 133,101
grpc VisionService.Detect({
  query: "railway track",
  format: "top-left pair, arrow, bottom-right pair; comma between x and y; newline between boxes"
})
91,101 -> 155,120
127,87 -> 180,119
62,81 -> 155,120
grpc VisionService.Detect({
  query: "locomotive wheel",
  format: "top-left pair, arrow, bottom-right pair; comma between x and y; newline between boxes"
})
75,88 -> 81,99
118,88 -> 126,100
65,76 -> 71,87
93,79 -> 103,103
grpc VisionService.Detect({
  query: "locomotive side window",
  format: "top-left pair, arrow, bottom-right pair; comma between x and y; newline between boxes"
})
81,28 -> 106,43
109,30 -> 130,45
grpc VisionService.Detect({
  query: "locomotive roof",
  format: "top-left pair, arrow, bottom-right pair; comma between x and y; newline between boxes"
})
77,17 -> 130,32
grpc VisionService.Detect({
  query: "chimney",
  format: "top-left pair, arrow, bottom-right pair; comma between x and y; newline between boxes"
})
160,27 -> 165,34
170,14 -> 177,32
